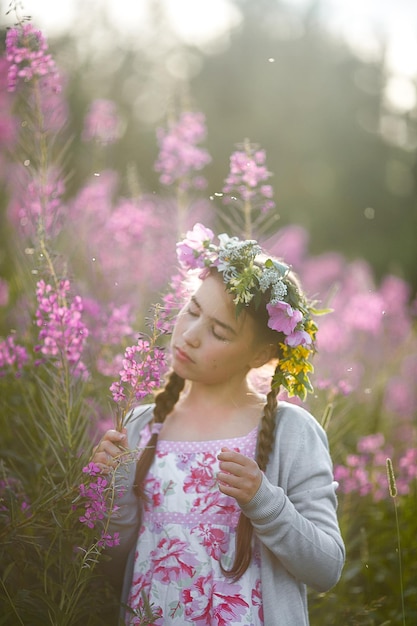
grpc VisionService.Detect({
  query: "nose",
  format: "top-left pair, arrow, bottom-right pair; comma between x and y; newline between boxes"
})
183,321 -> 201,348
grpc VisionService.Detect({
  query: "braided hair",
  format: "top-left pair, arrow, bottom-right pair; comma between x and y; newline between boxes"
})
133,371 -> 185,498
133,267 -> 301,580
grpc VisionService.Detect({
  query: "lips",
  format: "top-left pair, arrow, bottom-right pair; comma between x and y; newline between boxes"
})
175,346 -> 194,363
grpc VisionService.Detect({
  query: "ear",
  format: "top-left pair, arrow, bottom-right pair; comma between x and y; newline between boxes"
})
249,343 -> 277,369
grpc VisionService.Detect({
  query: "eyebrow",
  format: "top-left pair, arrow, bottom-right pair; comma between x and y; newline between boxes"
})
191,295 -> 237,336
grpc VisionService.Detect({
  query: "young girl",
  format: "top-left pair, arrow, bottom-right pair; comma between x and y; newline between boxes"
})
93,224 -> 345,626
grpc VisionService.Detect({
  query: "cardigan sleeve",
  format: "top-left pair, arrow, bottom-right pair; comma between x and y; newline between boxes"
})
240,403 -> 345,592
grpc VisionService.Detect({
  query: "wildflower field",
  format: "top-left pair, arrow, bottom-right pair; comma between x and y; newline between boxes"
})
0,12 -> 416,626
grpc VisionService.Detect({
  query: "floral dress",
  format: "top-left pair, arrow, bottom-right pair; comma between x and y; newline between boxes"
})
127,424 -> 264,626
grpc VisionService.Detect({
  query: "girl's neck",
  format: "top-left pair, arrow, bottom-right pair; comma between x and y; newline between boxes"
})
159,381 -> 266,441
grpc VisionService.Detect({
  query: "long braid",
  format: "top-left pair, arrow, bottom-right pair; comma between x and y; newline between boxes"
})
256,387 -> 279,472
133,371 -> 185,498
222,380 -> 279,581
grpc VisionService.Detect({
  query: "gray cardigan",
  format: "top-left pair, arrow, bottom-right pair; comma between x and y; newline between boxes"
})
106,401 -> 345,625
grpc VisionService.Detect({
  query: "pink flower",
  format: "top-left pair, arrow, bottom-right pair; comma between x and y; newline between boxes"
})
222,142 -> 275,213
110,335 -> 167,404
5,24 -> 61,93
0,335 -> 28,376
176,223 -> 215,270
285,328 -> 312,347
357,433 -> 385,454
155,111 -> 211,190
82,99 -> 121,145
343,292 -> 385,335
35,279 -> 89,378
266,301 -> 302,335
78,463 -> 120,548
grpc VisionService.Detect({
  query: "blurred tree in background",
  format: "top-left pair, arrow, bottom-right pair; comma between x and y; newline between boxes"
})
1,0 -> 415,291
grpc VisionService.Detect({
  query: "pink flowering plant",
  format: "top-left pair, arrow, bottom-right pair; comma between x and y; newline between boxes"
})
110,306 -> 168,432
155,111 -> 211,191
220,138 -> 275,239
0,16 -> 126,623
5,22 -> 61,92
0,10 -> 417,625
82,98 -> 122,145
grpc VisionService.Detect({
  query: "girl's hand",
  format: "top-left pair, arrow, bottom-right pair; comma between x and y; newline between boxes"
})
217,447 -> 262,505
91,428 -> 128,474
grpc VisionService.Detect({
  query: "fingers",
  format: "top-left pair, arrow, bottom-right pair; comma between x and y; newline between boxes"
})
91,429 -> 128,473
217,448 -> 262,505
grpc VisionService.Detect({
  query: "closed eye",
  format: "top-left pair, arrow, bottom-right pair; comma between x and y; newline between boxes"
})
212,327 -> 228,341
186,305 -> 199,317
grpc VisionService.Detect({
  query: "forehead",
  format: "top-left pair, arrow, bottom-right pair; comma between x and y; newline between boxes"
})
193,275 -> 248,331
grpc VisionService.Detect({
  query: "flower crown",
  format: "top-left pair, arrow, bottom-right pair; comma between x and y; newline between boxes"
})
176,223 -> 321,400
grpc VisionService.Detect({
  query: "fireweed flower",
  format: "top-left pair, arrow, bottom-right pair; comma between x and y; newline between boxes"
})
82,99 -> 122,145
10,167 -> 66,238
0,335 -> 28,377
0,58 -> 18,152
222,141 -> 275,213
155,111 -> 211,191
110,335 -> 167,405
35,279 -> 89,378
5,23 -> 61,93
334,434 -> 417,502
34,73 -> 69,132
78,462 -> 120,548
0,476 -> 31,521
157,273 -> 194,335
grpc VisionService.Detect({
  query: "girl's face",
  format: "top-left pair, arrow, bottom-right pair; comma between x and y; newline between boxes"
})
171,274 -> 269,387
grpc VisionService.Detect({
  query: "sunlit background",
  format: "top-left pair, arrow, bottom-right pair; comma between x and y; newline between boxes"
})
4,0 -> 417,109
1,0 -> 417,289
4,0 -> 417,110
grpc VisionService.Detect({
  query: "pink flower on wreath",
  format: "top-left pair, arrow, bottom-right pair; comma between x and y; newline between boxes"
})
176,222 -> 215,270
285,328 -> 312,347
266,301 -> 302,335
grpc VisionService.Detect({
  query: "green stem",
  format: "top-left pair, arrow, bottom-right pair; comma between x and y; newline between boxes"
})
243,197 -> 252,240
0,577 -> 25,625
393,499 -> 406,625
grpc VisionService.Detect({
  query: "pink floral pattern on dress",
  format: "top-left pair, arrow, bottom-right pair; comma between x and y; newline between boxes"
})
127,425 -> 263,625
181,572 -> 250,625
